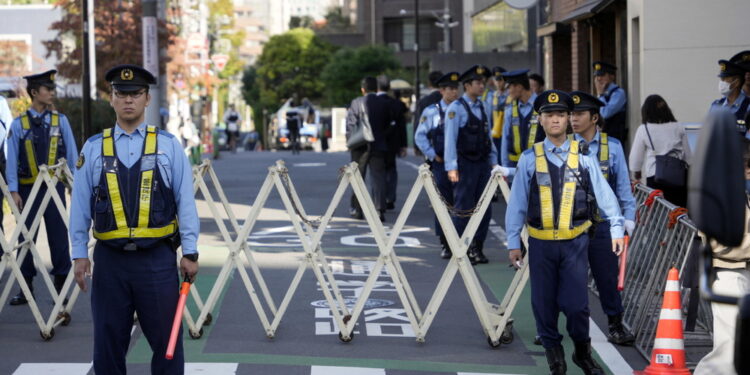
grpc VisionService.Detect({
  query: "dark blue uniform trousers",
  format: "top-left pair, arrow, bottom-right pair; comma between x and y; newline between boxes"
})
92,242 -> 184,375
431,160 -> 454,238
451,157 -> 492,242
492,138 -> 502,165
529,234 -> 590,349
18,182 -> 71,278
588,222 -> 624,316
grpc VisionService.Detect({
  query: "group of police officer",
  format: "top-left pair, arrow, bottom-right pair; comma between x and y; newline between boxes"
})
1,65 -> 199,374
416,63 -> 635,374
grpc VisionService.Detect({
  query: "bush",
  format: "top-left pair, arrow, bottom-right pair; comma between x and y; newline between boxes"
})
54,98 -> 118,144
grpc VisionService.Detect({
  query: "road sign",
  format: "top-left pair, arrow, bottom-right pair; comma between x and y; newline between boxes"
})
211,54 -> 229,71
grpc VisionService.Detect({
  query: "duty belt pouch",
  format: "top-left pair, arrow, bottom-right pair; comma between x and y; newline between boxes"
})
168,230 -> 182,251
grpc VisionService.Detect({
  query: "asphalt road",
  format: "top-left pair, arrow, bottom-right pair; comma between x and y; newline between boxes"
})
0,149 -> 648,374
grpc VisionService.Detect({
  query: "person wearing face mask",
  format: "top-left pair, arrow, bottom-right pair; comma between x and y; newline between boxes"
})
710,59 -> 749,135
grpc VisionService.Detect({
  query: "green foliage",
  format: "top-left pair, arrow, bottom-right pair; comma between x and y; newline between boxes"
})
289,15 -> 314,29
320,44 -> 401,107
54,98 -> 118,143
254,28 -> 335,113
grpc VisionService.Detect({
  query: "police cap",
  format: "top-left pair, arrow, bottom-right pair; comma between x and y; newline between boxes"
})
729,51 -> 750,70
534,90 -> 573,113
570,91 -> 604,111
592,61 -> 617,76
105,64 -> 157,92
459,65 -> 488,83
492,66 -> 507,80
501,69 -> 530,86
717,59 -> 747,78
23,69 -> 57,89
437,72 -> 460,88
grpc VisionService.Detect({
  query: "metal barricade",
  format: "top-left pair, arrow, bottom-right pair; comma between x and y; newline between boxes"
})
619,184 -> 713,365
0,161 -> 81,340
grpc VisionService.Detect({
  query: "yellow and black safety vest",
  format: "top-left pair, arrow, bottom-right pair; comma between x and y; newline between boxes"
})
507,100 -> 539,163
18,111 -> 62,185
491,93 -> 510,139
527,140 -> 592,240
92,126 -> 178,247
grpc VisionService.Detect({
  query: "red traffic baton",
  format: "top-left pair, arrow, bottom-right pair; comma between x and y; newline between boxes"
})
617,235 -> 629,291
166,276 -> 192,360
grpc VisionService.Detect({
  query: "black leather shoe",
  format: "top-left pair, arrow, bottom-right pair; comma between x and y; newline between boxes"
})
545,345 -> 567,375
534,335 -> 543,345
350,208 -> 364,220
572,340 -> 605,375
439,236 -> 452,259
10,277 -> 33,306
386,201 -> 395,210
467,243 -> 479,265
607,314 -> 635,345
379,211 -> 386,222
472,241 -> 488,264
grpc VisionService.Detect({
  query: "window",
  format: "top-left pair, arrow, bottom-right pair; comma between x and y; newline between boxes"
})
472,2 -> 528,52
383,17 -> 439,52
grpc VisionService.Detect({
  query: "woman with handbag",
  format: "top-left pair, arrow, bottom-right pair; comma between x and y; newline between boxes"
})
629,94 -> 692,207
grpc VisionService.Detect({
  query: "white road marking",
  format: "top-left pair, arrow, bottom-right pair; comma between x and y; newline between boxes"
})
185,363 -> 239,374
13,363 -> 91,375
399,160 -> 421,170
293,162 -> 327,167
589,317 -> 634,374
311,366 -> 385,375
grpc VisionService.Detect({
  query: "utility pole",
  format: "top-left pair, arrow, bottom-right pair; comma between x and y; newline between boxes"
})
143,0 -> 160,126
414,0 -> 420,101
80,0 -> 92,144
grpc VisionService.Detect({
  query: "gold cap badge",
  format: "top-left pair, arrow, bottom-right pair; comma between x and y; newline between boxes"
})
720,63 -> 727,72
49,73 -> 56,81
594,63 -> 602,71
477,67 -> 484,74
451,73 -> 458,81
121,69 -> 134,81
548,93 -> 559,103
572,95 -> 580,104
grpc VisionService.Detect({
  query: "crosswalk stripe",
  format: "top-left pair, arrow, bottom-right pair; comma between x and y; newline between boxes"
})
186,363 -> 239,374
457,373 -> 525,375
13,363 -> 91,375
311,366 -> 386,375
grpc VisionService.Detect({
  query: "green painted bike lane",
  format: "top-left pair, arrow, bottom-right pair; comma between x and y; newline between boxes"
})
126,244 -> 615,374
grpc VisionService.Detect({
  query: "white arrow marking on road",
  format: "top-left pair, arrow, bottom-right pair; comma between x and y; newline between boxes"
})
293,162 -> 327,167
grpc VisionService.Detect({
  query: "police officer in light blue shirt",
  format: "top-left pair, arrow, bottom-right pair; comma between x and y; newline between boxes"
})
593,61 -> 628,147
70,65 -> 199,375
6,70 -> 78,306
444,65 -> 502,265
505,90 -> 624,375
570,90 -> 636,346
0,95 -> 13,234
415,71 -> 460,259
709,59 -> 749,136
501,69 -> 540,173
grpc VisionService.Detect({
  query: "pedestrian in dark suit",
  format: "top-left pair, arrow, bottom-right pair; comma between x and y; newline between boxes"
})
346,77 -> 391,221
377,75 -> 408,210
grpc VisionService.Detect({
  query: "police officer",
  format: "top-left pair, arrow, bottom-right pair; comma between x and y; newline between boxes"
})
729,50 -> 750,97
0,93 -> 12,234
501,69 -> 541,172
506,90 -> 624,374
444,65 -> 504,265
6,70 -> 78,306
490,66 -> 509,165
70,65 -> 200,374
415,71 -> 460,259
570,90 -> 636,345
710,59 -> 749,135
593,61 -> 628,147
479,64 -> 494,119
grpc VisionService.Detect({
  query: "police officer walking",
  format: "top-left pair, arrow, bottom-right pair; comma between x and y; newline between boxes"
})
570,90 -> 637,345
593,62 -> 628,147
415,72 -> 460,259
70,65 -> 200,374
506,90 -> 624,374
6,70 -> 78,305
501,69 -> 541,172
444,65 -> 504,265
709,59 -> 749,135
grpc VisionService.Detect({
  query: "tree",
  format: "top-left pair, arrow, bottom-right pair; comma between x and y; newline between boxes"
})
320,45 -> 401,107
253,28 -> 335,113
43,0 -> 174,97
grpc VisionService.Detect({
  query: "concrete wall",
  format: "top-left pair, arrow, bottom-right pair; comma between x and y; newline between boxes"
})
627,0 -> 750,128
0,5 -> 61,74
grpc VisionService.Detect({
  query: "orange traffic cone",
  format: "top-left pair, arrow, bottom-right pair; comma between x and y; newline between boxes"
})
634,268 -> 690,375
